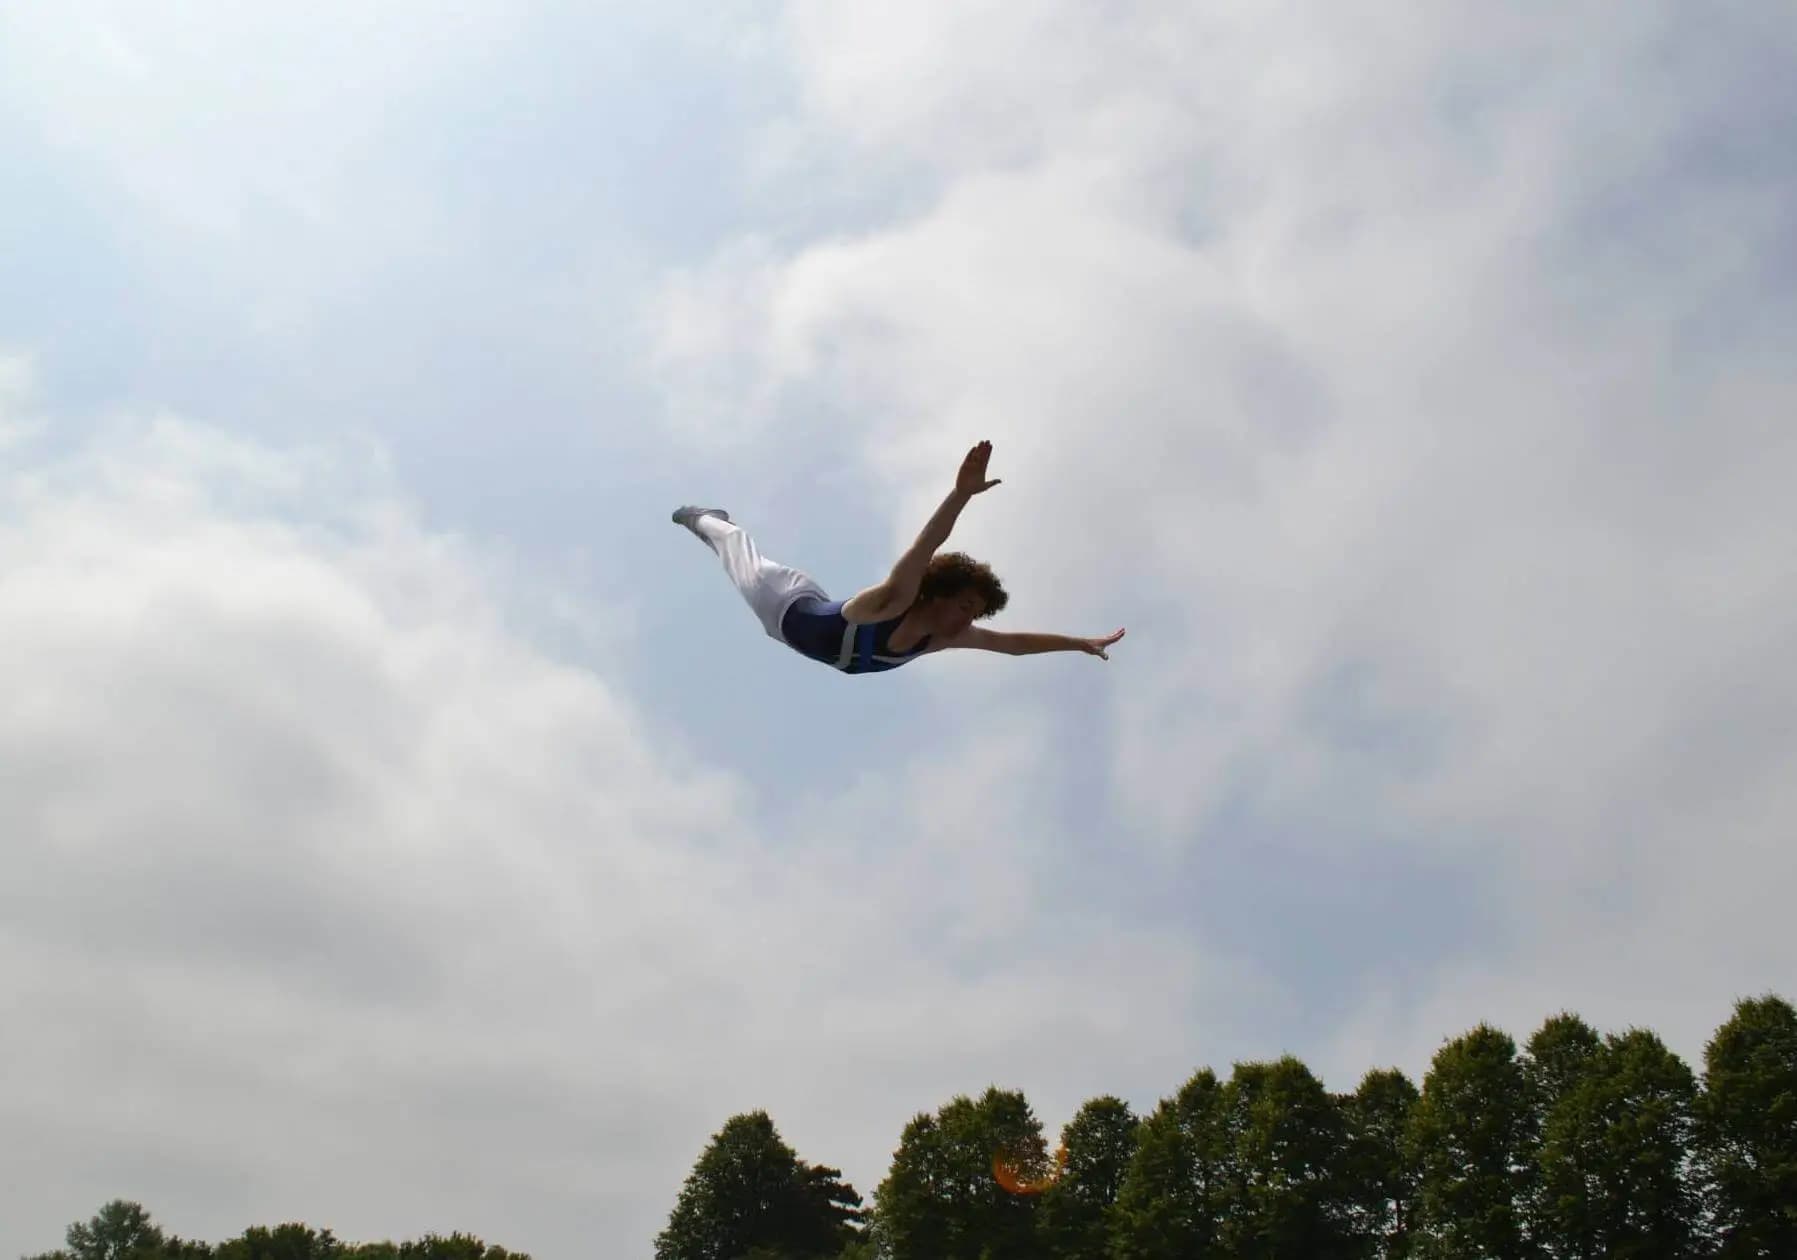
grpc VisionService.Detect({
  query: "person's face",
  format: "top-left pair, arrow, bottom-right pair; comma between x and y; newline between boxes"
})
927,591 -> 985,637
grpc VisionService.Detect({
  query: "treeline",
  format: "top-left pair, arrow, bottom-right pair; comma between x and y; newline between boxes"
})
656,994 -> 1797,1259
21,1200 -> 526,1260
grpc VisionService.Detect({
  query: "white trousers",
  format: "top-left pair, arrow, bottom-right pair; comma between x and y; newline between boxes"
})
693,515 -> 829,641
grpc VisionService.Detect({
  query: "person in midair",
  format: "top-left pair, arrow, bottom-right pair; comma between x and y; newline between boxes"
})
672,441 -> 1126,675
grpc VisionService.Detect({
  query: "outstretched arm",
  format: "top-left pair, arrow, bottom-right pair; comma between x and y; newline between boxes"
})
842,441 -> 1001,623
938,626 -> 1127,660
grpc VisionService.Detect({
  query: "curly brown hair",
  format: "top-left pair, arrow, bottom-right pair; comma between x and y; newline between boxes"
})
915,551 -> 1008,618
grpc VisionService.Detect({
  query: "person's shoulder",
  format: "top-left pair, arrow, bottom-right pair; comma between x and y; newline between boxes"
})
840,585 -> 906,624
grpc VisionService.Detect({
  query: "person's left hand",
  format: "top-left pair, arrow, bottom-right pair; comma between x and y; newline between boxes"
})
1083,628 -> 1126,659
955,440 -> 1002,497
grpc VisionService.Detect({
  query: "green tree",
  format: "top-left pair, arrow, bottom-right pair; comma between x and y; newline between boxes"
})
1696,994 -> 1797,1258
1340,1068 -> 1420,1259
1108,1069 -> 1226,1260
867,1111 -> 953,1260
1522,1014 -> 1602,1113
339,1237 -> 526,1260
1409,1024 -> 1536,1260
23,1201 -> 198,1260
213,1223 -> 345,1260
655,1111 -> 864,1260
797,1164 -> 867,1256
1520,1012 -> 1603,1252
23,1204 -> 532,1260
868,1087 -> 1046,1260
1213,1057 -> 1353,1260
1534,1028 -> 1699,1258
1034,1096 -> 1137,1260
395,1236 -> 525,1259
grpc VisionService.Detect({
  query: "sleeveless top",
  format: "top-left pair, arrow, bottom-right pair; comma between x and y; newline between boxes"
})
779,596 -> 935,674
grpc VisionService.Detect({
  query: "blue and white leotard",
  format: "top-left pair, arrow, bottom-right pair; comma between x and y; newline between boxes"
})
779,597 -> 935,674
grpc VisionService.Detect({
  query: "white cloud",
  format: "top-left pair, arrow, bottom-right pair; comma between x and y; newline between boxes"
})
0,3 -> 517,232
654,0 -> 1797,1084
0,360 -> 1216,1256
0,354 -> 42,451
0,1 -> 655,359
649,237 -> 802,446
5,0 -> 1794,1252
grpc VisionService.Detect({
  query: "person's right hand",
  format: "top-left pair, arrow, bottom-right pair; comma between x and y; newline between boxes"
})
956,440 -> 1002,497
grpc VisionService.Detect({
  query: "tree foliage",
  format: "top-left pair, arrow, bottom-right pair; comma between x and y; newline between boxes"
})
23,1201 -> 212,1260
1534,1027 -> 1700,1258
1340,1068 -> 1420,1259
30,995 -> 1797,1260
1213,1057 -> 1352,1259
1696,994 -> 1797,1258
21,1204 -> 525,1260
654,1110 -> 865,1260
1108,1068 -> 1227,1260
1033,1095 -> 1137,1260
1408,1024 -> 1535,1260
868,1086 -> 1047,1260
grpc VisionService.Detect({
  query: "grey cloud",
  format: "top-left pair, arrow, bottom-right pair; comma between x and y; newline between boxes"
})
656,0 -> 1797,1082
0,390 -> 1213,1256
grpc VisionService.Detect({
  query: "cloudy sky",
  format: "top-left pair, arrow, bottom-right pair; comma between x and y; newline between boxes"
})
3,2 -> 1793,1255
